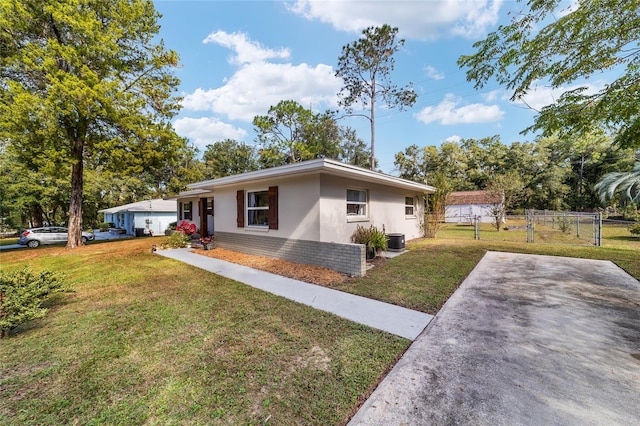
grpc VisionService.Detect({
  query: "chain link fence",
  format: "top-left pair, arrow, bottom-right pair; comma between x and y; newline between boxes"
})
441,210 -> 605,246
525,210 -> 602,246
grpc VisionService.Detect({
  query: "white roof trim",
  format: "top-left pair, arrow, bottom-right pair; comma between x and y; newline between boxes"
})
186,158 -> 435,193
167,189 -> 213,200
98,198 -> 177,214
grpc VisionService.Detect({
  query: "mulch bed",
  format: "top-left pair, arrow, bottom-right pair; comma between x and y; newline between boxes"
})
191,247 -> 352,286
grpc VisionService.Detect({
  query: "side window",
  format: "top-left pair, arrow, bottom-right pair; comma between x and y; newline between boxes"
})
405,196 -> 415,216
237,187 -> 278,230
182,201 -> 192,220
347,189 -> 367,218
247,190 -> 269,227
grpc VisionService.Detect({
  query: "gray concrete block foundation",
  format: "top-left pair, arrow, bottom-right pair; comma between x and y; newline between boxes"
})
214,231 -> 366,276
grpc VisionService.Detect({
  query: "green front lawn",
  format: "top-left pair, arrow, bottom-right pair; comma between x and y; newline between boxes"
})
1,228 -> 637,424
0,240 -> 407,425
332,225 -> 639,314
0,237 -> 19,246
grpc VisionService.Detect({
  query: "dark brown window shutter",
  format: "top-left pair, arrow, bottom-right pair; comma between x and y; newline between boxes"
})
268,186 -> 278,230
236,190 -> 244,227
188,201 -> 193,220
179,202 -> 183,220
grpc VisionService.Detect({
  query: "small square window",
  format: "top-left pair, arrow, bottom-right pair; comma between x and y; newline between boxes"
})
405,196 -> 415,216
347,189 -> 367,218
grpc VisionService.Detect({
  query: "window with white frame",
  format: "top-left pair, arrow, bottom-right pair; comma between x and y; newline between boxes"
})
347,189 -> 367,218
247,190 -> 269,226
182,202 -> 192,220
405,196 -> 416,216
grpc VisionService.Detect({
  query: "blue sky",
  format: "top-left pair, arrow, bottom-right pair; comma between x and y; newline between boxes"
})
153,0 -> 609,173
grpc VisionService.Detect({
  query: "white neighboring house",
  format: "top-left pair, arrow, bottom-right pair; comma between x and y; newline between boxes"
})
99,199 -> 177,236
175,158 -> 436,276
445,190 -> 504,224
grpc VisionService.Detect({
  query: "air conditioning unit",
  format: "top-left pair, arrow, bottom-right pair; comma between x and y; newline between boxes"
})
387,233 -> 405,251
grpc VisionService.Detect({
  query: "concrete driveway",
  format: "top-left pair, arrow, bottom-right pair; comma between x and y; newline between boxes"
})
350,251 -> 640,425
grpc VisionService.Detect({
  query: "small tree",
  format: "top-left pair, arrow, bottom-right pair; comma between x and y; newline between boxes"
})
0,268 -> 70,338
424,173 -> 451,238
487,203 -> 505,232
486,172 -> 523,231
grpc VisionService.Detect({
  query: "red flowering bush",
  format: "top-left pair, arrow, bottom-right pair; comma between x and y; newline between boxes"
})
176,220 -> 197,235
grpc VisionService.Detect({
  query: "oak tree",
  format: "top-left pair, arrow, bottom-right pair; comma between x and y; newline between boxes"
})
253,100 -> 315,165
0,0 -> 183,247
203,139 -> 258,179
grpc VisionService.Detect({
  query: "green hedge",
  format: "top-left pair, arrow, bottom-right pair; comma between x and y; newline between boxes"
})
0,268 -> 72,337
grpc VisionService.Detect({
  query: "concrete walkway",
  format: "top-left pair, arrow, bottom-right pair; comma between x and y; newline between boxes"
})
156,248 -> 433,340
349,251 -> 640,425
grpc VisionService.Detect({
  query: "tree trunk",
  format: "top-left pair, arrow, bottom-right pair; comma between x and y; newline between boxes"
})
370,86 -> 375,170
66,138 -> 84,248
578,152 -> 585,210
30,203 -> 44,227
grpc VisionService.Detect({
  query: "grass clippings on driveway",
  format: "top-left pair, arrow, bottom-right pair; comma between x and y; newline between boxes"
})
0,239 -> 407,425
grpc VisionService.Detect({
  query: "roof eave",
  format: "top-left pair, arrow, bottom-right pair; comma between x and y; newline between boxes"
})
187,159 -> 435,193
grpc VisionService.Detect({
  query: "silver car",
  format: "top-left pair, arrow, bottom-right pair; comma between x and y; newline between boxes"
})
18,227 -> 95,248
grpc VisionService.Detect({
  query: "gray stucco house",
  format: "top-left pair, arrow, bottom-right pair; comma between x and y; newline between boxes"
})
175,159 -> 435,276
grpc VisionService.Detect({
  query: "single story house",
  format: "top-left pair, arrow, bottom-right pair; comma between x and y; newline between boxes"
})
99,199 -> 177,236
445,190 -> 504,224
175,158 -> 435,276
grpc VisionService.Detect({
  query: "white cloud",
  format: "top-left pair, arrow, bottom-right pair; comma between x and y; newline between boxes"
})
203,30 -> 290,65
450,0 -> 503,38
182,62 -> 341,122
445,135 -> 462,143
514,80 -> 607,111
481,89 -> 503,102
424,65 -> 445,80
415,94 -> 504,125
288,0 -> 503,40
173,117 -> 248,150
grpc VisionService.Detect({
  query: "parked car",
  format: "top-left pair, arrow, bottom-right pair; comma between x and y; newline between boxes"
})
18,227 -> 95,248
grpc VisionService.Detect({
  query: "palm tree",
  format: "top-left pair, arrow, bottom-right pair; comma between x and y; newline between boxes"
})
595,162 -> 640,205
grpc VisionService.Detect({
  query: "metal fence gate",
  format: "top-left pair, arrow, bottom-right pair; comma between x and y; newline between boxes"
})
525,210 -> 602,246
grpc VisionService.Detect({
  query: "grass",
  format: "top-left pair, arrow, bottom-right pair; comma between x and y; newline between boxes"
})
332,242 -> 483,314
1,228 -> 638,424
0,239 -> 407,425
332,224 -> 639,314
0,237 -> 19,246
